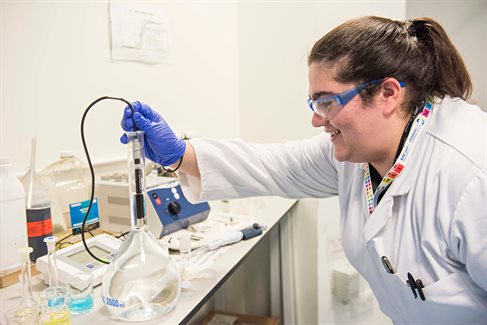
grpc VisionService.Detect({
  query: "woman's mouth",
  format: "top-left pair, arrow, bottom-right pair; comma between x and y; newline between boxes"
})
330,129 -> 341,140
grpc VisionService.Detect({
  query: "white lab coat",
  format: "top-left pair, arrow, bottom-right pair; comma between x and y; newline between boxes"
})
179,96 -> 487,324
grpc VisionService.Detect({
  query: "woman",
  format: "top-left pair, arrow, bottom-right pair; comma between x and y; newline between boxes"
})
121,16 -> 487,324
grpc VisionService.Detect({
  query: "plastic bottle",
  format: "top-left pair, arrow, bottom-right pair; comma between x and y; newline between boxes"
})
40,151 -> 90,231
21,138 -> 53,263
0,157 -> 28,275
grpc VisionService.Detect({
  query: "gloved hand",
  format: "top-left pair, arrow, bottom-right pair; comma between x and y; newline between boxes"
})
120,101 -> 186,166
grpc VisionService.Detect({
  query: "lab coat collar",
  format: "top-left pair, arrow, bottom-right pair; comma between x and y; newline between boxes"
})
362,168 -> 411,242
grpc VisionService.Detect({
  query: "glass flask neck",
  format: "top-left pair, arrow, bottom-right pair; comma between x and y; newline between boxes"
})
20,254 -> 35,304
126,131 -> 148,231
47,250 -> 59,287
133,213 -> 147,230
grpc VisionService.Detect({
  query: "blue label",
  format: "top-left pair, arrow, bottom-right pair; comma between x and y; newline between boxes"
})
102,295 -> 126,308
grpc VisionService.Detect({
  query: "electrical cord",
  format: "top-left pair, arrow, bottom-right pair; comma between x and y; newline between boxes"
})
116,231 -> 130,240
80,96 -> 136,264
162,155 -> 183,173
56,233 -> 73,249
57,231 -> 94,249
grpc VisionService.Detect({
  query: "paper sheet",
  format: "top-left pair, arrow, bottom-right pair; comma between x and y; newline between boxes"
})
109,2 -> 170,64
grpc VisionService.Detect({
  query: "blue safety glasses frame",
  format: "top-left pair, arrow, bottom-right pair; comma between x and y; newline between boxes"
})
307,79 -> 406,120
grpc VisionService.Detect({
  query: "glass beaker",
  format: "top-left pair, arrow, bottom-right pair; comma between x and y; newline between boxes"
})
3,247 -> 40,325
101,131 -> 180,322
67,273 -> 94,315
39,287 -> 70,325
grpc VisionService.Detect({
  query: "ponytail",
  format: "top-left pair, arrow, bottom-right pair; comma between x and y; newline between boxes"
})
409,18 -> 472,99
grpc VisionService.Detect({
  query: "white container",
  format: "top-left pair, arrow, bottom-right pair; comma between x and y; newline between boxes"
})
0,157 -> 28,275
41,151 -> 90,230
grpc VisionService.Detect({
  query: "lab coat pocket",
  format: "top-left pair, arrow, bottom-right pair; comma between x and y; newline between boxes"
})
387,272 -> 487,324
422,272 -> 487,310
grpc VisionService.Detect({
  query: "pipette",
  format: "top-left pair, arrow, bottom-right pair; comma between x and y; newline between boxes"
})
192,223 -> 266,254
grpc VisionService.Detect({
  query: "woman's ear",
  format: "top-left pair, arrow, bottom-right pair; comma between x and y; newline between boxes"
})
379,78 -> 404,115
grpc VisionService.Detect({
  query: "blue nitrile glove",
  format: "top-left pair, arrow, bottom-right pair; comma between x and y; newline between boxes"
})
120,101 -> 186,166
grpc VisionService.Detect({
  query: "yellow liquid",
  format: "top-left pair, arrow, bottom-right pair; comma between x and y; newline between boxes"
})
5,306 -> 40,324
42,310 -> 70,325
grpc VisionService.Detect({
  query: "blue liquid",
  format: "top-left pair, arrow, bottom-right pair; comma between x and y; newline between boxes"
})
48,296 -> 66,307
69,294 -> 94,315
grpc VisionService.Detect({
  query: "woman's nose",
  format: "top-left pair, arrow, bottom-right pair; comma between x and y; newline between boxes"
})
311,112 -> 329,128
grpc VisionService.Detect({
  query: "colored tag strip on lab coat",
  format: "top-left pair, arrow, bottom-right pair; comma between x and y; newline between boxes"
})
364,97 -> 434,214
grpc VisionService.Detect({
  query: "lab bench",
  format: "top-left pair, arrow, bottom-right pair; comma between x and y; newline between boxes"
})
0,196 -> 296,324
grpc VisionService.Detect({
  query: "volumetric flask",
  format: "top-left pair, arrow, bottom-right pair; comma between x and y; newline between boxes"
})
3,247 -> 40,325
39,237 -> 70,325
101,131 -> 180,322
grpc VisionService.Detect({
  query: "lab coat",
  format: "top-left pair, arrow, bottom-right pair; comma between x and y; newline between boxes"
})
179,96 -> 487,324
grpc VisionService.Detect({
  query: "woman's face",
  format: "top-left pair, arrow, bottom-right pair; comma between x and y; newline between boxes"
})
308,63 -> 390,164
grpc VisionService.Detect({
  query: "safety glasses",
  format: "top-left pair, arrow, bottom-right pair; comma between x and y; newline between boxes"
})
307,79 -> 405,120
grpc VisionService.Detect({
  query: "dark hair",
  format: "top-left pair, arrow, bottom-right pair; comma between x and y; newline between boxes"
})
308,16 -> 472,114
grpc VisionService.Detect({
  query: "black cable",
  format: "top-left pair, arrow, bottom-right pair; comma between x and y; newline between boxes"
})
116,231 -> 130,239
59,242 -> 74,249
162,155 -> 184,173
80,96 -> 136,264
57,231 -> 94,249
56,233 -> 73,249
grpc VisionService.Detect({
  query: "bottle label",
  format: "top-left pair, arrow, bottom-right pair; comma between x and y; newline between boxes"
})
26,218 -> 52,237
26,207 -> 52,262
26,207 -> 52,237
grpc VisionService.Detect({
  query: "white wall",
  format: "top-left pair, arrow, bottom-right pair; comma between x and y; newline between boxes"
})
237,0 -> 408,144
0,1 -> 239,173
406,0 -> 487,109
